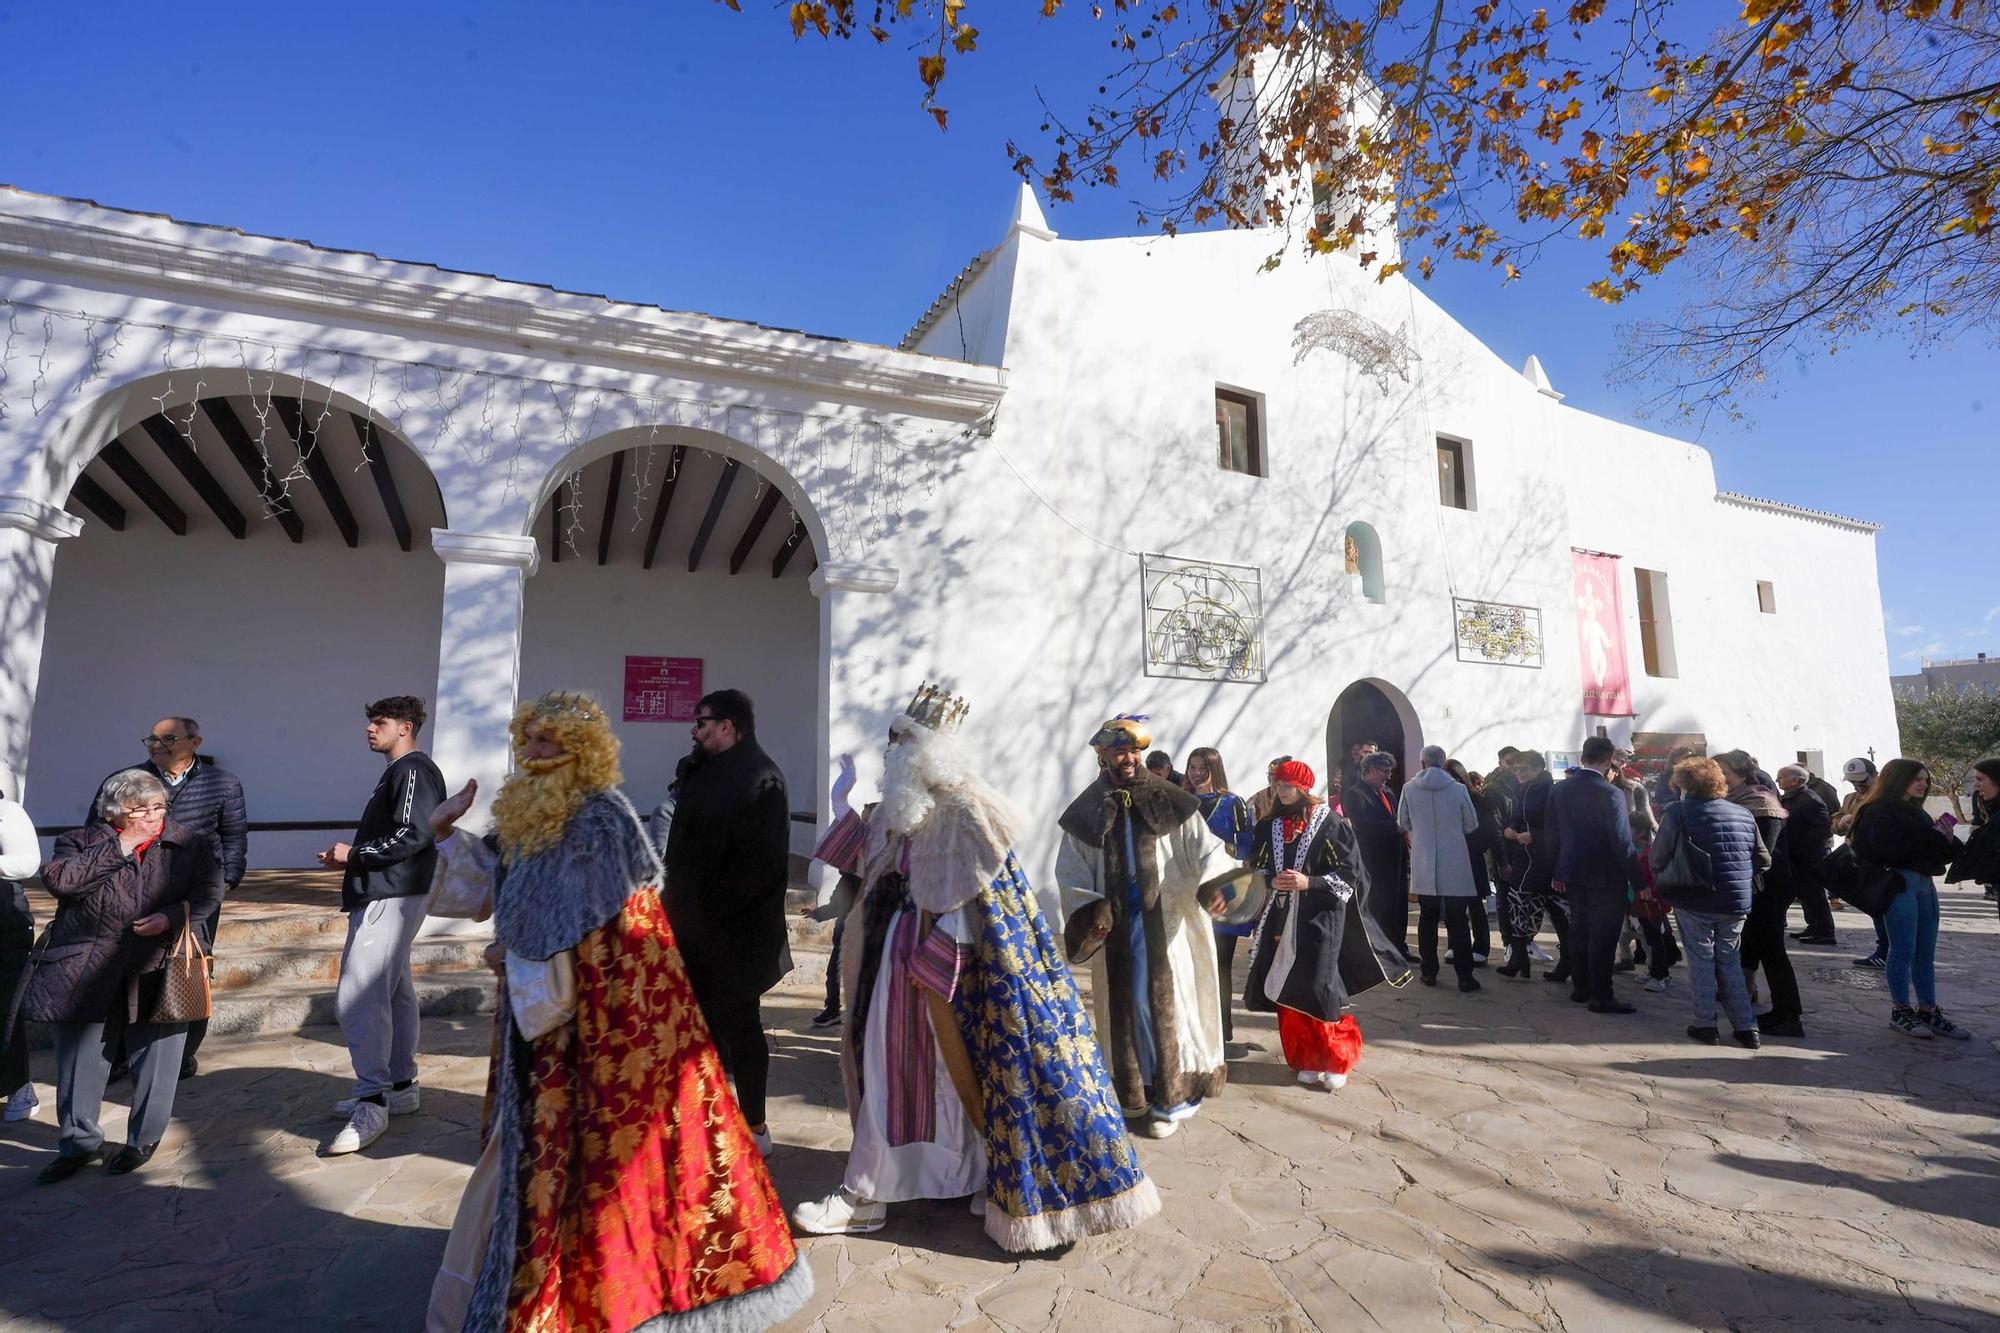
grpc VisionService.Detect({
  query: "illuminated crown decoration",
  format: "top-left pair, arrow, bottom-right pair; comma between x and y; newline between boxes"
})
905,682 -> 971,733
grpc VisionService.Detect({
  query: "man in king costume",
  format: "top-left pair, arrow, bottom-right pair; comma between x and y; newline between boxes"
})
793,686 -> 1160,1250
1241,760 -> 1409,1091
424,692 -> 810,1333
1056,714 -> 1231,1137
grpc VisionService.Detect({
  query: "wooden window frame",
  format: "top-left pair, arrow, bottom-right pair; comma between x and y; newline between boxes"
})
1215,387 -> 1264,478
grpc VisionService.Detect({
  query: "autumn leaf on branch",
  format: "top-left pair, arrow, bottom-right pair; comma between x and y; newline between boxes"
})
727,0 -> 2000,416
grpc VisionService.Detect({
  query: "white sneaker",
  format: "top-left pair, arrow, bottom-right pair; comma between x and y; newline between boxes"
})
969,1193 -> 987,1218
1142,1116 -> 1181,1139
325,1100 -> 390,1155
1643,976 -> 1670,994
4,1084 -> 38,1122
750,1126 -> 774,1155
1319,1072 -> 1348,1090
1296,1069 -> 1322,1086
331,1084 -> 421,1119
1526,942 -> 1554,963
792,1188 -> 886,1235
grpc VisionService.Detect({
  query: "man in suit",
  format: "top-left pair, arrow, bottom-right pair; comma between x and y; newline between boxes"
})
1547,737 -> 1640,1013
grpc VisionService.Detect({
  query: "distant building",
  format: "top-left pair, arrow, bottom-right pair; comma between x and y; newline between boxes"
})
1892,655 -> 2000,701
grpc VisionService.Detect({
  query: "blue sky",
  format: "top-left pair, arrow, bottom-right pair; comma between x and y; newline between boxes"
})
4,1 -> 1992,668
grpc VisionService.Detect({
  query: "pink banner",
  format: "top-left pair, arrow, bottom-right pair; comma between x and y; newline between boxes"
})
1570,551 -> 1633,716
623,656 -> 704,723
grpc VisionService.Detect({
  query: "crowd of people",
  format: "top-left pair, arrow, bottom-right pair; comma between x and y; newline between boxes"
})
1,689 -> 1997,1332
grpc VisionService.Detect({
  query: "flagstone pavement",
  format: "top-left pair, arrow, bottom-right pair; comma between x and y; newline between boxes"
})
6,895 -> 2000,1332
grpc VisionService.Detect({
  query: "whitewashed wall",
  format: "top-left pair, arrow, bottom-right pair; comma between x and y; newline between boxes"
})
882,222 -> 1900,894
518,556 -> 822,854
25,519 -> 445,865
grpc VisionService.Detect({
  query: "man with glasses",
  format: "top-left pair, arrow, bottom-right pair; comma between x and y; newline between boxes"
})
662,689 -> 792,1153
88,717 -> 246,1080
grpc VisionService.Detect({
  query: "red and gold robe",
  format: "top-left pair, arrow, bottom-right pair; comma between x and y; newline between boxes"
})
428,792 -> 810,1333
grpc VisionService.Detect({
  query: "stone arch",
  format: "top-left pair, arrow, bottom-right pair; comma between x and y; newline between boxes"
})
1344,520 -> 1385,604
1326,676 -> 1424,795
22,370 -> 449,865
24,364 -> 445,519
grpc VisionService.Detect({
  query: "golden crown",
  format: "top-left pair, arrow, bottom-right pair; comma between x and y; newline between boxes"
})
527,690 -> 606,724
905,682 -> 971,733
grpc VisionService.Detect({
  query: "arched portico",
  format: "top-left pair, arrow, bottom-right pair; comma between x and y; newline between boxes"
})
515,429 -> 834,845
20,376 -> 449,864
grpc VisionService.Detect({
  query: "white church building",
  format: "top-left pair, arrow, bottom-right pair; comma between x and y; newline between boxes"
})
0,179 -> 1900,884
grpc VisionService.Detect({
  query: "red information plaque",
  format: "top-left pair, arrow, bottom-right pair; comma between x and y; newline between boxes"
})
623,656 -> 703,723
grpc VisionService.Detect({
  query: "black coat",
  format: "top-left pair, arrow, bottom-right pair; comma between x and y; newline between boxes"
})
1947,817 -> 2000,887
1780,788 -> 1832,877
1341,779 -> 1406,896
20,819 -> 223,1025
1242,807 -> 1405,1021
663,739 -> 792,1005
1851,800 -> 1957,877
88,757 -> 248,888
1464,787 -> 1503,895
1510,772 -> 1556,894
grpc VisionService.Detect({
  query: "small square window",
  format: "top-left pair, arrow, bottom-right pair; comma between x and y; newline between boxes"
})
1756,580 -> 1777,614
1215,388 -> 1262,477
1436,437 -> 1471,509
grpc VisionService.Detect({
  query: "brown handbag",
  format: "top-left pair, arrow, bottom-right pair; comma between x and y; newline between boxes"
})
148,917 -> 213,1024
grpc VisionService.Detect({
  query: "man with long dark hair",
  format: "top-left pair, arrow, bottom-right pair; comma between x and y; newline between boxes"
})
662,688 -> 791,1153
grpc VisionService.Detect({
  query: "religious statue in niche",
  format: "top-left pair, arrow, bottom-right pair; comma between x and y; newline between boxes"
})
1344,532 -> 1361,575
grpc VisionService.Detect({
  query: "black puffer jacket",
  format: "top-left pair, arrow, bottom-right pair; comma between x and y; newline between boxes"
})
1851,800 -> 1957,877
88,758 -> 248,888
21,819 -> 223,1025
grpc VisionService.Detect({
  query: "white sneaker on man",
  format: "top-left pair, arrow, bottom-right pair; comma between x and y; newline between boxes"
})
1643,976 -> 1670,994
326,1100 -> 390,1155
1296,1069 -> 1322,1087
331,1083 -> 421,1119
1142,1116 -> 1181,1138
3,1084 -> 38,1122
1526,942 -> 1554,963
793,1188 -> 886,1235
750,1126 -> 774,1155
1318,1072 -> 1348,1090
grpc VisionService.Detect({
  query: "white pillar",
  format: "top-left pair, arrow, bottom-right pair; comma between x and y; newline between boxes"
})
0,494 -> 86,803
809,561 -> 901,897
429,529 -> 540,829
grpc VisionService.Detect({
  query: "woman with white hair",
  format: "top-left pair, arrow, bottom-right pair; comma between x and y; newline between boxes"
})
21,767 -> 222,1182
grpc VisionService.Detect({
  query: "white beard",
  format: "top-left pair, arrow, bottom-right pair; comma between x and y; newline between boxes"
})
878,733 -> 940,837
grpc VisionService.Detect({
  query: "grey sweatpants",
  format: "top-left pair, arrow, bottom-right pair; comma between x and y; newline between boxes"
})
53,1019 -> 186,1156
337,895 -> 429,1098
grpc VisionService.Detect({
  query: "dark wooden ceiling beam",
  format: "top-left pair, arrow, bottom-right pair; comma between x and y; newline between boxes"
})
640,444 -> 687,571
771,509 -> 809,578
273,398 -> 359,548
687,458 -> 739,573
99,440 -> 188,535
139,416 -> 247,539
70,473 -> 126,531
729,484 -> 783,576
200,399 -> 304,543
349,414 -> 413,553
597,451 -> 624,566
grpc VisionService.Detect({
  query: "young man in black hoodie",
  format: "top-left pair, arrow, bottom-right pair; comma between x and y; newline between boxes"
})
321,696 -> 445,1155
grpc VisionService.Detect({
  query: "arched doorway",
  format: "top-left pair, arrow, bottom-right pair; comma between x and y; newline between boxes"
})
1327,677 -> 1423,796
27,391 -> 447,866
518,436 -> 822,837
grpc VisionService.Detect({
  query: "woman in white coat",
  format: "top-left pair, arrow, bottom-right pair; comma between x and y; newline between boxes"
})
1396,746 -> 1481,991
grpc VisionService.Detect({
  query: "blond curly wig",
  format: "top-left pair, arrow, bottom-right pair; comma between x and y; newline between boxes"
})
490,691 -> 623,860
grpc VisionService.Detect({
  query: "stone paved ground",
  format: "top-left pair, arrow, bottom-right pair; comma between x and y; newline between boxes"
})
5,894 -> 2000,1332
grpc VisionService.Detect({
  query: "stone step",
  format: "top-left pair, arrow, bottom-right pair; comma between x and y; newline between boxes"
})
211,937 -> 493,992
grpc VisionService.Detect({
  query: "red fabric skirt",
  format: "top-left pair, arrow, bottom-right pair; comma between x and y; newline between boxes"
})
1278,1007 -> 1364,1075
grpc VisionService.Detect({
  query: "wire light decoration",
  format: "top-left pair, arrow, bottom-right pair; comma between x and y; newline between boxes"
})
1290,309 -> 1422,395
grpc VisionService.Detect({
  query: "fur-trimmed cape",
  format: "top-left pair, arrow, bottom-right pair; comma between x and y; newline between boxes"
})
1053,773 -> 1229,1121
